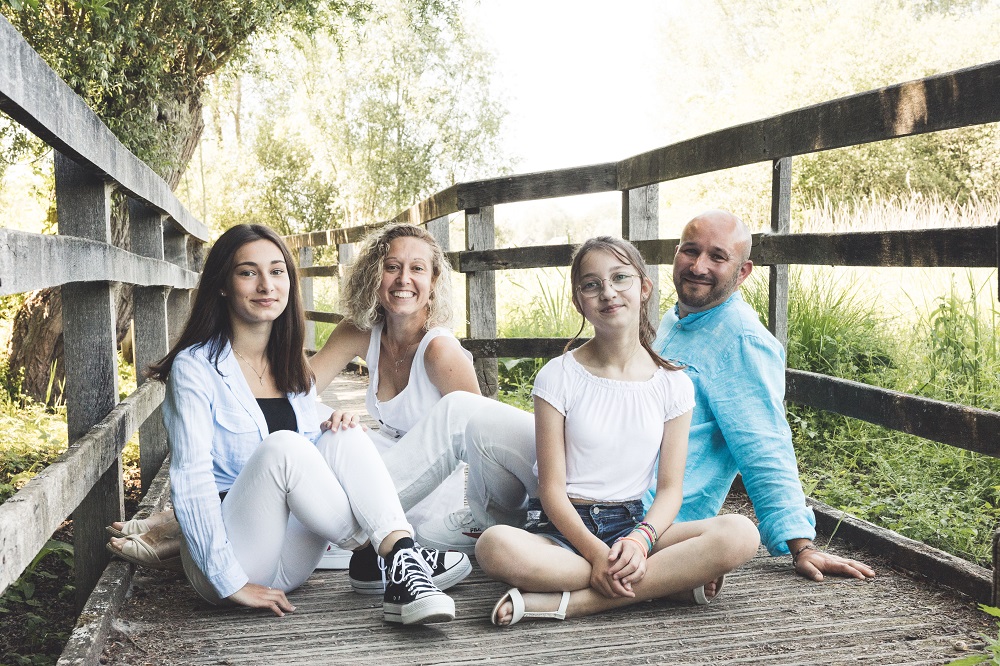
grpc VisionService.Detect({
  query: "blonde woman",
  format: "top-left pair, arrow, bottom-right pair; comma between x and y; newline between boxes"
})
309,222 -> 482,592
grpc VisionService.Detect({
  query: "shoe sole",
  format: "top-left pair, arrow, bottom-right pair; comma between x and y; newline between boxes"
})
105,541 -> 184,573
351,556 -> 473,595
384,595 -> 456,625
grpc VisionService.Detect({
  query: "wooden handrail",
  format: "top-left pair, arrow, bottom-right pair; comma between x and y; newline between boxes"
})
0,380 -> 164,595
0,17 -> 208,241
0,229 -> 200,296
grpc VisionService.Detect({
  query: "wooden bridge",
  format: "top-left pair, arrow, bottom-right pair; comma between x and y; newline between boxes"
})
2,13 -> 1000,665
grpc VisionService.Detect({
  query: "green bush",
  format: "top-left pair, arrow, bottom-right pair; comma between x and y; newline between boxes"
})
745,269 -> 1000,566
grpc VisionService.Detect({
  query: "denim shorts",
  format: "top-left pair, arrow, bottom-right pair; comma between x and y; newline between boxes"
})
524,497 -> 645,555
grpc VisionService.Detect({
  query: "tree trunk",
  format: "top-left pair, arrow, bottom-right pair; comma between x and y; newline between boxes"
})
6,287 -> 64,403
5,92 -> 204,405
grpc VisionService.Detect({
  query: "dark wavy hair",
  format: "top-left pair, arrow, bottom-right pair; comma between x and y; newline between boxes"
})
148,224 -> 312,393
566,236 -> 681,372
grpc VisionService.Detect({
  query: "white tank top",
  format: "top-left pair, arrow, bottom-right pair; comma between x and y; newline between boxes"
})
364,322 -> 473,440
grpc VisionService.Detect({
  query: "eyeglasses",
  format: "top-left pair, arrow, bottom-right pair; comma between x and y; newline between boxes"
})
577,273 -> 639,297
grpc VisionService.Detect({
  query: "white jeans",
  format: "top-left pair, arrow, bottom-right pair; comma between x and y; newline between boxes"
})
378,392 -> 538,529
189,428 -> 411,599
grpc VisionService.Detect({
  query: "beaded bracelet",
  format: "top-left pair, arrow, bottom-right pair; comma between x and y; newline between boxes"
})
634,524 -> 652,541
792,543 -> 819,565
637,521 -> 659,542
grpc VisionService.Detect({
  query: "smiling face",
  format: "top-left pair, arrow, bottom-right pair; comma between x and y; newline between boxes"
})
672,211 -> 753,317
226,239 -> 290,327
377,236 -> 436,322
574,247 -> 652,333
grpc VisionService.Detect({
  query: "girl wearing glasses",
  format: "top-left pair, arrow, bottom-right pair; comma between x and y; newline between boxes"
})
477,236 -> 760,626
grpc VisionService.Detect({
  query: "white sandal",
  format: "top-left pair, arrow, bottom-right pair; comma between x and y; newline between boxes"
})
693,574 -> 726,605
491,588 -> 571,627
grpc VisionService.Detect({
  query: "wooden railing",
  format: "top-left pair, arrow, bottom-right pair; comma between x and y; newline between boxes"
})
0,14 -> 207,617
2,9 -> 1000,638
287,59 -> 1000,601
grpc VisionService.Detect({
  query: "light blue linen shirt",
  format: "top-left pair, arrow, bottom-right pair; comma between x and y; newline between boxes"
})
164,341 -> 322,598
643,292 -> 815,555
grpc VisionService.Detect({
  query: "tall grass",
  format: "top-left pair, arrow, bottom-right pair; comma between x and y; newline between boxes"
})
746,268 -> 1000,565
795,192 -> 1000,232
495,267 -> 588,410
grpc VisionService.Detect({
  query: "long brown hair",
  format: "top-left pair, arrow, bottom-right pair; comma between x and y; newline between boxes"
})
148,224 -> 313,393
565,236 -> 681,372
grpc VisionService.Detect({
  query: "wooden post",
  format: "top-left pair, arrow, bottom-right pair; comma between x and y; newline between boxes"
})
427,214 -> 451,253
994,526 -> 1000,606
163,226 -> 190,346
55,152 -> 122,610
465,207 -> 498,398
622,184 -> 659,322
128,200 -> 170,492
299,246 -> 315,352
768,157 -> 792,349
338,242 -> 356,280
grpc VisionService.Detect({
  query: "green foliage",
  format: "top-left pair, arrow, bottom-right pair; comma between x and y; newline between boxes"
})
906,273 -> 1000,408
0,394 -> 66,504
192,0 -> 509,234
0,540 -> 75,666
0,0 -> 370,179
744,269 -> 1000,565
743,271 -> 895,381
794,127 -> 1000,207
495,268 -> 585,410
949,604 -> 1000,665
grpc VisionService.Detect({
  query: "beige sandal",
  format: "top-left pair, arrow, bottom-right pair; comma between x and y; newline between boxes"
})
106,529 -> 184,572
491,588 -> 571,627
105,516 -> 154,538
105,510 -> 175,538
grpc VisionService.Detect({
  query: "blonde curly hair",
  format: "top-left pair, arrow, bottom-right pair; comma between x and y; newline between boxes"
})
343,223 -> 454,331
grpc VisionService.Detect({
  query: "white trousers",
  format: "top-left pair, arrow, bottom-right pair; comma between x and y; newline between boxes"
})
378,392 -> 539,529
213,428 -> 410,595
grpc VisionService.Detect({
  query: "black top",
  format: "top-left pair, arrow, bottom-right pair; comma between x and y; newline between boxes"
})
257,397 -> 298,434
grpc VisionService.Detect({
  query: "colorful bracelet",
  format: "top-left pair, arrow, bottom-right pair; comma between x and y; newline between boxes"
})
616,535 -> 650,557
632,529 -> 653,552
637,521 -> 659,543
631,527 -> 653,552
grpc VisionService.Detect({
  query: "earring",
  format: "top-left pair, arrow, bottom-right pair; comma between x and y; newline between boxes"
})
220,291 -> 226,297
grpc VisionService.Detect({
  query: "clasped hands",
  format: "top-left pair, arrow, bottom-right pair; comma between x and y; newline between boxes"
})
588,537 -> 648,598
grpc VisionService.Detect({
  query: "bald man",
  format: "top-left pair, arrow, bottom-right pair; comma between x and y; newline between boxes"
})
644,210 -> 874,581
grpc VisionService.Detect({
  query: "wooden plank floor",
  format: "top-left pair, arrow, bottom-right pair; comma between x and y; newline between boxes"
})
100,374 -> 991,665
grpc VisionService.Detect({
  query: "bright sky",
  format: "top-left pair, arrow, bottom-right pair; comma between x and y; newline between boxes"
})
470,0 -> 677,172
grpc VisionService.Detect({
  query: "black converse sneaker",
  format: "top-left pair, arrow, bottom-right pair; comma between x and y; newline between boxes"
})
350,542 -> 472,595
383,540 -> 456,625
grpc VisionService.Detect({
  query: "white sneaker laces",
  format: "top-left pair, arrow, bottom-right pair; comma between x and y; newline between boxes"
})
416,545 -> 442,569
389,548 -> 438,595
